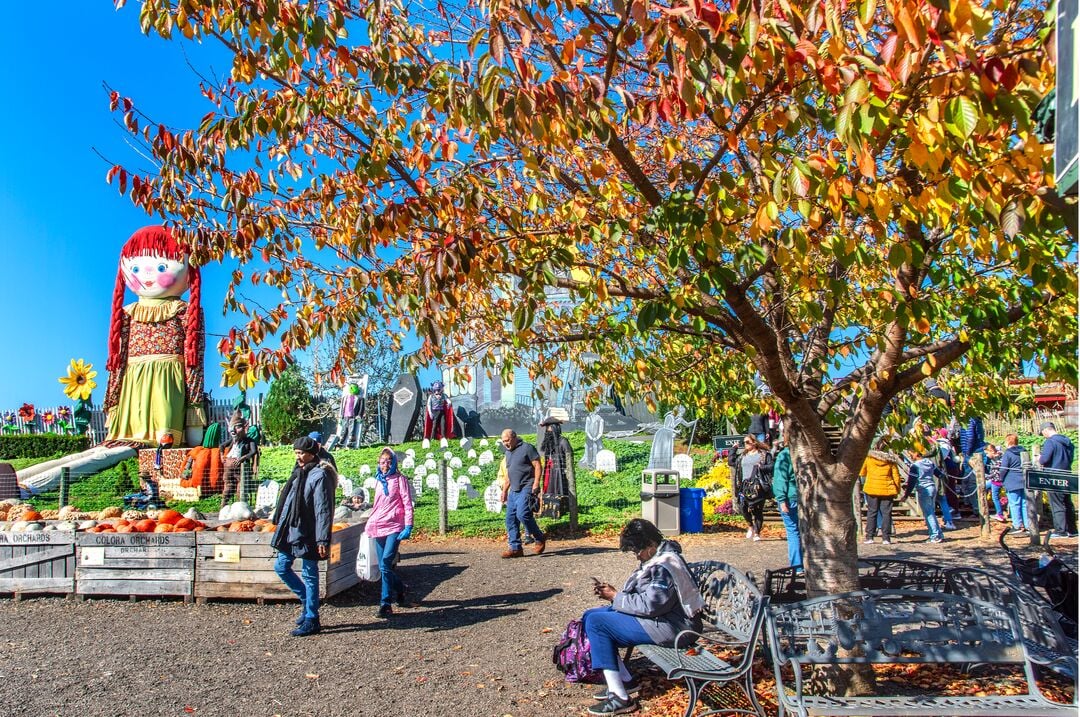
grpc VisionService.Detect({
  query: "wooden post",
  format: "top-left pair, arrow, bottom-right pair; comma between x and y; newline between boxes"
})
59,467 -> 70,508
438,459 -> 448,536
565,445 -> 578,533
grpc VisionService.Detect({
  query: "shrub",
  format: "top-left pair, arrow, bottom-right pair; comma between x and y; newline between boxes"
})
0,434 -> 89,460
260,365 -> 320,445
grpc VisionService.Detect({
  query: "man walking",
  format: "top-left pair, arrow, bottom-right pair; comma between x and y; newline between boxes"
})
500,429 -> 545,557
272,435 -> 336,636
1038,422 -> 1077,539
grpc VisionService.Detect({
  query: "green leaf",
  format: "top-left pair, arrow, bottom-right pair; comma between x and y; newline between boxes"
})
945,96 -> 979,140
637,303 -> 658,332
844,78 -> 868,106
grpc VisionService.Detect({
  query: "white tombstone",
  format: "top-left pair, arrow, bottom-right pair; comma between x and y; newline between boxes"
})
401,456 -> 415,471
426,474 -> 440,490
483,483 -> 503,512
478,450 -> 495,466
255,480 -> 281,515
359,464 -> 372,476
412,476 -> 423,497
596,449 -> 618,473
422,438 -> 431,449
339,477 -> 354,499
405,448 -> 416,458
449,456 -> 463,470
440,437 -> 449,449
467,465 -> 482,476
425,452 -> 436,461
456,475 -> 472,489
672,453 -> 694,481
443,451 -> 454,461
479,438 -> 490,448
459,437 -> 470,449
363,477 -> 378,493
466,448 -> 478,460
425,458 -> 437,471
446,480 -> 460,510
414,464 -> 428,478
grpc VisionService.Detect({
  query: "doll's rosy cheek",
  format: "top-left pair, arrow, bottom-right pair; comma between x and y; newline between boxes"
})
157,271 -> 177,289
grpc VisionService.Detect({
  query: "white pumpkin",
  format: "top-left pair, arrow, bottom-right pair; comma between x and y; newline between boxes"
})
229,502 -> 254,521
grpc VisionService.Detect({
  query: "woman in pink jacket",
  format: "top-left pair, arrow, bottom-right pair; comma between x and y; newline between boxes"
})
364,447 -> 414,618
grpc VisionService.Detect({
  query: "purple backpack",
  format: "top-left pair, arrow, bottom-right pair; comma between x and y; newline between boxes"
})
552,618 -> 602,683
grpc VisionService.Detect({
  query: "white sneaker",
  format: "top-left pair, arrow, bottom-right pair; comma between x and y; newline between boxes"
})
746,528 -> 753,539
753,535 -> 762,542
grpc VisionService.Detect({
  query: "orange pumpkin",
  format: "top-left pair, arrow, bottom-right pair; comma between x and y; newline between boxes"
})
22,511 -> 42,521
134,519 -> 157,533
115,519 -> 131,527
157,509 -> 183,526
175,517 -> 197,531
153,523 -> 174,533
115,524 -> 133,533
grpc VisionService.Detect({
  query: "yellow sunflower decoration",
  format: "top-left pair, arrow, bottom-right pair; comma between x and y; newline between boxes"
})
221,353 -> 259,390
58,359 -> 98,401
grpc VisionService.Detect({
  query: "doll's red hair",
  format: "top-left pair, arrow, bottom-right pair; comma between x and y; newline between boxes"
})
106,226 -> 201,372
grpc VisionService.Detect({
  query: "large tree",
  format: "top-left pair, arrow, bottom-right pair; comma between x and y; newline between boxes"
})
110,0 -> 1076,593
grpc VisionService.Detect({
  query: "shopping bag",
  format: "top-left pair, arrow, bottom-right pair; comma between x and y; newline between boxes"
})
356,532 -> 381,582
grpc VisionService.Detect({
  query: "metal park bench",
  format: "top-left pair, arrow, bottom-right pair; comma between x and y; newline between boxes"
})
762,558 -> 948,605
631,560 -> 768,717
945,566 -> 1078,679
766,589 -> 1075,717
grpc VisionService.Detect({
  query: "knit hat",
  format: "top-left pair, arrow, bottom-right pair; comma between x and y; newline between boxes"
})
1039,421 -> 1056,432
307,431 -> 322,443
293,436 -> 319,453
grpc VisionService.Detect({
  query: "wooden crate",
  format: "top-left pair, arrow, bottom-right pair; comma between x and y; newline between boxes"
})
0,530 -> 76,596
194,521 -> 366,602
75,531 -> 196,599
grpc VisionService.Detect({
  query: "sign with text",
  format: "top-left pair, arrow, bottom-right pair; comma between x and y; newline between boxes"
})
1026,467 -> 1078,494
712,435 -> 742,452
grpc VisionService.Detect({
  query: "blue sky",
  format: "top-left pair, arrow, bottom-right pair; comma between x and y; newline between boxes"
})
0,4 -> 235,409
0,4 -> 441,410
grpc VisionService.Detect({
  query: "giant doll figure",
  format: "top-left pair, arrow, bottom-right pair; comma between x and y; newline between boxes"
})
104,226 -> 206,446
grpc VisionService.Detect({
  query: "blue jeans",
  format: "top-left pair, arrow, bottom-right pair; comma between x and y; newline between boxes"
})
779,502 -> 802,567
505,488 -> 544,551
582,606 -> 652,671
916,487 -> 943,540
274,551 -> 320,620
1007,489 -> 1028,529
937,492 -> 954,525
374,532 -> 403,607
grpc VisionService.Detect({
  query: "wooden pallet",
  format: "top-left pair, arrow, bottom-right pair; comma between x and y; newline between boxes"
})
194,521 -> 365,603
0,530 -> 76,597
75,531 -> 196,600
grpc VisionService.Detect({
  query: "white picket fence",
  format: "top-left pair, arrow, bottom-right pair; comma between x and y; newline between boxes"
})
2,398 -> 263,445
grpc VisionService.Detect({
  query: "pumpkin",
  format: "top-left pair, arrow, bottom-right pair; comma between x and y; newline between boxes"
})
174,517 -> 197,531
21,511 -> 42,522
134,519 -> 157,533
260,524 -> 276,532
153,523 -> 174,533
157,509 -> 183,526
115,519 -> 131,527
229,520 -> 256,532
332,522 -> 349,531
115,524 -> 133,533
99,507 -> 123,519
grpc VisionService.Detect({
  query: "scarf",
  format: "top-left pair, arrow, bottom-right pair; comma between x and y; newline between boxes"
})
271,459 -> 315,539
375,452 -> 398,496
642,550 -> 706,618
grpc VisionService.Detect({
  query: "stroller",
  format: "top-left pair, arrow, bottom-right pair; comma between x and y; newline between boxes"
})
1000,528 -> 1078,639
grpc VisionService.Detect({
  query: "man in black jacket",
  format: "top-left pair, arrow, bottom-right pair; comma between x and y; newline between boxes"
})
272,436 -> 336,636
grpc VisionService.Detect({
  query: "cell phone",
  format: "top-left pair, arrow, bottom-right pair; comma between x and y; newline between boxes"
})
591,576 -> 601,585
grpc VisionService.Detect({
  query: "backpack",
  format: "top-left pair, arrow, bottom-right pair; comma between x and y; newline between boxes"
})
742,452 -> 774,504
552,618 -> 602,683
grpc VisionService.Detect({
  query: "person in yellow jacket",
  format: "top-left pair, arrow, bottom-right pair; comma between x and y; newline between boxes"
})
860,440 -> 904,544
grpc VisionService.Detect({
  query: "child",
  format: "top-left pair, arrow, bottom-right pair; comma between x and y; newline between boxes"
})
983,443 -> 1007,522
901,447 -> 946,543
123,471 -> 162,510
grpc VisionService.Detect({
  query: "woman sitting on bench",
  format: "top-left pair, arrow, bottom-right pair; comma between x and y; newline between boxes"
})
582,518 -> 705,716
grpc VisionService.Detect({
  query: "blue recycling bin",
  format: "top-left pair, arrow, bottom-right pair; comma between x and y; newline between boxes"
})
679,487 -> 706,534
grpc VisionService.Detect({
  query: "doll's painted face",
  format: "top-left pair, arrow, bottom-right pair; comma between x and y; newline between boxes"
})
120,254 -> 190,299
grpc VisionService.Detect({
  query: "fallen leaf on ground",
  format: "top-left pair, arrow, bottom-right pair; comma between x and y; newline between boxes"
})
304,673 -> 319,680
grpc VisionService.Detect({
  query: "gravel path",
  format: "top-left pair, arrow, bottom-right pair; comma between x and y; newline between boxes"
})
0,520 -> 1051,717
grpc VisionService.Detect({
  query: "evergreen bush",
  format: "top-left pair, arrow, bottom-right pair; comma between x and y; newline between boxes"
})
260,365 -> 320,445
0,434 -> 89,459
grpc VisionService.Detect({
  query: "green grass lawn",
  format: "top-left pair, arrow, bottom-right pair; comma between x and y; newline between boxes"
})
16,431 -> 728,537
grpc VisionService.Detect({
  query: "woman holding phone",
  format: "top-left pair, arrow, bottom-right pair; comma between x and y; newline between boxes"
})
578,519 -> 704,715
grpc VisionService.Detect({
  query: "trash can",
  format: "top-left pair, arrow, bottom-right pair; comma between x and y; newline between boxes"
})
642,469 -> 681,536
679,487 -> 706,534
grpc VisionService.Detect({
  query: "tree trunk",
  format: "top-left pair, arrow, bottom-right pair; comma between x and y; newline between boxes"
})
790,433 -> 876,696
